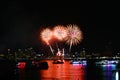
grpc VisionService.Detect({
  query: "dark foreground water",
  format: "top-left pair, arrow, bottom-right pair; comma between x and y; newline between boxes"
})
0,60 -> 119,80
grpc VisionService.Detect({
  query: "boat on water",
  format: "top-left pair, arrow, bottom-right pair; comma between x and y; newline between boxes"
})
96,60 -> 119,65
52,60 -> 64,64
70,59 -> 87,65
17,60 -> 49,70
52,49 -> 64,64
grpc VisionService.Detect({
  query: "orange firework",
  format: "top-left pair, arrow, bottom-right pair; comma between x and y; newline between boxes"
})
65,24 -> 83,52
40,28 -> 54,54
53,25 -> 67,41
41,28 -> 53,45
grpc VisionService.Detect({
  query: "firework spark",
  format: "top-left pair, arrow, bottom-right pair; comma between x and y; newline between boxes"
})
65,24 -> 83,52
53,25 -> 67,41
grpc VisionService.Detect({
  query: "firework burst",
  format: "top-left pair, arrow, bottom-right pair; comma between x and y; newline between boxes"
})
41,28 -> 53,45
40,28 -> 54,54
65,24 -> 83,52
53,25 -> 67,41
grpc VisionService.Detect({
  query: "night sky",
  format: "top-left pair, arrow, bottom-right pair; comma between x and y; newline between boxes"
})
0,1 -> 120,53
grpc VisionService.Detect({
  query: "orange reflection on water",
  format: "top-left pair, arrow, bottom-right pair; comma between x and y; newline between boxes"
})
39,60 -> 85,80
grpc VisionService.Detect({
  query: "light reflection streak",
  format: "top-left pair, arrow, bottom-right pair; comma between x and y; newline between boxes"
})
39,60 -> 85,80
115,71 -> 119,80
100,63 -> 117,80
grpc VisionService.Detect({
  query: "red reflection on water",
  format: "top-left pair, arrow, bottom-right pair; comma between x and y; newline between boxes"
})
39,60 -> 85,80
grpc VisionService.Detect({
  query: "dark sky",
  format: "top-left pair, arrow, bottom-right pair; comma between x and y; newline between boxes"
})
0,1 -> 120,53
